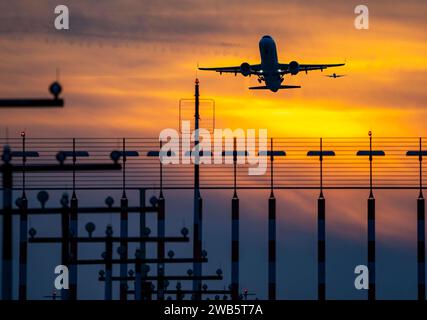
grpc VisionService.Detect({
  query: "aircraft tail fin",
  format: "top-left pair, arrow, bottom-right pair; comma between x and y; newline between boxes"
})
249,85 -> 301,90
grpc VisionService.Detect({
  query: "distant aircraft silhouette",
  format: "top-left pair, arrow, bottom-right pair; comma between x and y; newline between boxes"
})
199,35 -> 345,92
325,73 -> 346,78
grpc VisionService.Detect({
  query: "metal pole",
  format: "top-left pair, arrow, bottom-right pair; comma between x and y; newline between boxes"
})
19,133 -> 28,300
318,138 -> 326,300
139,189 -> 146,256
2,145 -> 13,300
157,196 -> 165,300
318,198 -> 326,300
60,194 -> 70,300
69,196 -> 78,299
368,196 -> 375,300
268,138 -> 276,300
367,132 -> 376,300
139,188 -> 146,301
105,225 -> 113,300
120,138 -> 128,301
417,138 -> 425,300
69,139 -> 78,300
231,138 -> 239,300
19,196 -> 28,300
120,197 -> 128,300
193,78 -> 203,300
418,196 -> 425,300
158,150 -> 166,300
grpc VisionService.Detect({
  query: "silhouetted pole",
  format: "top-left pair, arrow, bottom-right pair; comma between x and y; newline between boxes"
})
318,194 -> 325,300
104,225 -> 113,300
367,195 -> 375,301
418,196 -> 425,300
60,193 -> 70,300
318,138 -> 326,301
407,138 -> 426,300
1,146 -> 13,300
158,142 -> 166,300
69,198 -> 78,300
367,133 -> 375,301
18,132 -> 28,300
357,131 -> 384,301
19,193 -> 28,301
262,143 -> 286,301
120,138 -> 129,301
157,195 -> 166,300
58,144 -> 93,300
193,78 -> 203,300
110,144 -> 139,300
231,138 -> 239,300
139,189 -> 146,257
267,193 -> 276,299
145,147 -> 171,301
139,188 -> 147,301
17,133 -> 40,300
417,139 -> 426,301
119,203 -> 128,300
308,140 -> 335,301
265,138 -> 285,300
69,139 -> 79,300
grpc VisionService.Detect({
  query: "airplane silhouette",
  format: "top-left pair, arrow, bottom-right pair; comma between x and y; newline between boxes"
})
325,73 -> 346,78
199,35 -> 345,92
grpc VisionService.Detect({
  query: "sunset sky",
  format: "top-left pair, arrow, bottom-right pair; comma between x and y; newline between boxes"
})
1,0 -> 427,137
1,0 -> 427,299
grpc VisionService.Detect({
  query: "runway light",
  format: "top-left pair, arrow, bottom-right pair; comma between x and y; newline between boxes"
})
307,151 -> 335,157
407,151 -> 427,157
258,150 -> 286,157
356,151 -> 385,156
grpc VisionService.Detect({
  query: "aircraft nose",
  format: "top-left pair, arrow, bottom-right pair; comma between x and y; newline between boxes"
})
260,35 -> 274,44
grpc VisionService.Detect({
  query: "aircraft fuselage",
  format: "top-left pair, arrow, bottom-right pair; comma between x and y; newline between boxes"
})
259,35 -> 282,92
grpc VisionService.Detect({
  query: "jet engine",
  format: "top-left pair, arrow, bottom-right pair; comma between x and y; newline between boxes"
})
240,62 -> 251,77
289,61 -> 300,75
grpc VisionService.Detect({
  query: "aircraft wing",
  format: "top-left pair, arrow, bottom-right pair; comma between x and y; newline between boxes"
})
278,63 -> 345,74
198,64 -> 262,75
